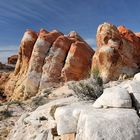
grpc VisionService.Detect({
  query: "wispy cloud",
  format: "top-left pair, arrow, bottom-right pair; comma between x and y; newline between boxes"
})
0,0 -> 69,24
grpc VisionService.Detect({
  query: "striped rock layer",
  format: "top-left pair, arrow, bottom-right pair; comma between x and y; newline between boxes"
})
92,23 -> 140,83
5,29 -> 94,100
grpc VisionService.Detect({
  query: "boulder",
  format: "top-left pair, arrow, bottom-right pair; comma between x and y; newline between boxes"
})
7,55 -> 18,65
62,41 -> 94,81
4,28 -> 94,100
93,86 -> 132,108
39,35 -> 73,91
61,133 -> 75,140
128,80 -> 140,108
135,32 -> 140,38
92,23 -> 140,83
5,29 -> 38,100
118,26 -> 140,65
7,96 -> 140,140
55,103 -> 92,135
134,72 -> 140,81
14,29 -> 38,75
25,29 -> 63,97
7,97 -> 78,140
76,108 -> 140,140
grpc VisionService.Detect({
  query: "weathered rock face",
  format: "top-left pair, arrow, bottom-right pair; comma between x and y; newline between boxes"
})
7,97 -> 140,140
93,86 -> 132,108
6,72 -> 140,140
135,32 -> 140,38
39,35 -> 73,91
92,23 -> 140,83
15,29 -> 38,75
5,29 -> 94,100
118,25 -> 140,65
7,55 -> 18,65
5,29 -> 38,100
62,41 -> 94,81
25,29 -> 63,97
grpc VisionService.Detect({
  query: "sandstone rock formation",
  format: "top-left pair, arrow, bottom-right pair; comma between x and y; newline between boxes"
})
6,72 -> 140,140
93,86 -> 132,108
61,41 -> 94,81
92,23 -> 140,83
5,29 -> 94,100
134,72 -> 140,81
25,29 -> 63,97
0,72 -> 10,102
5,29 -> 38,100
128,80 -> 140,109
7,97 -> 140,140
7,55 -> 18,65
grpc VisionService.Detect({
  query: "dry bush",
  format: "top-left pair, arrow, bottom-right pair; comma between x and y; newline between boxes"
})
68,76 -> 103,101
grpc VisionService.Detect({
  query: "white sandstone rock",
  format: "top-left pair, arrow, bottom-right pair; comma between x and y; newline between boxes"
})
93,86 -> 132,108
134,72 -> 140,81
21,32 -> 34,42
55,103 -> 91,135
7,97 -> 140,140
76,108 -> 140,140
7,97 -> 77,140
128,80 -> 140,108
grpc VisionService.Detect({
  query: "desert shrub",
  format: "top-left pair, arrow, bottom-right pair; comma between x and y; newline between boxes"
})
68,76 -> 103,101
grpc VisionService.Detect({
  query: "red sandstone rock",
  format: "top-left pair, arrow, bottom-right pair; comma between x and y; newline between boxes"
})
62,41 -> 94,81
135,32 -> 140,38
92,23 -> 140,83
118,26 -> 140,65
5,29 -> 94,100
14,29 -> 38,75
5,29 -> 38,100
39,35 -> 73,91
25,29 -> 63,97
8,55 -> 18,64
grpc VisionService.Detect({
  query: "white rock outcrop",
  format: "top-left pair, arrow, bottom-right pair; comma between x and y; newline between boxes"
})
8,96 -> 140,140
7,97 -> 78,140
93,86 -> 132,108
55,103 -> 91,135
128,80 -> 140,108
55,103 -> 140,140
134,72 -> 140,81
76,108 -> 140,140
7,74 -> 140,140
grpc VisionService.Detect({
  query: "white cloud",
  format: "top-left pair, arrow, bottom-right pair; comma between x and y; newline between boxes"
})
85,38 -> 96,48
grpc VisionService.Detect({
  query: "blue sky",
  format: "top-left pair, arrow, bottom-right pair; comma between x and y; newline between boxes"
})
0,0 -> 140,50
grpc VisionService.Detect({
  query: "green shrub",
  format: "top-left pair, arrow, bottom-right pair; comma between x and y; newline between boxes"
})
68,77 -> 103,101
